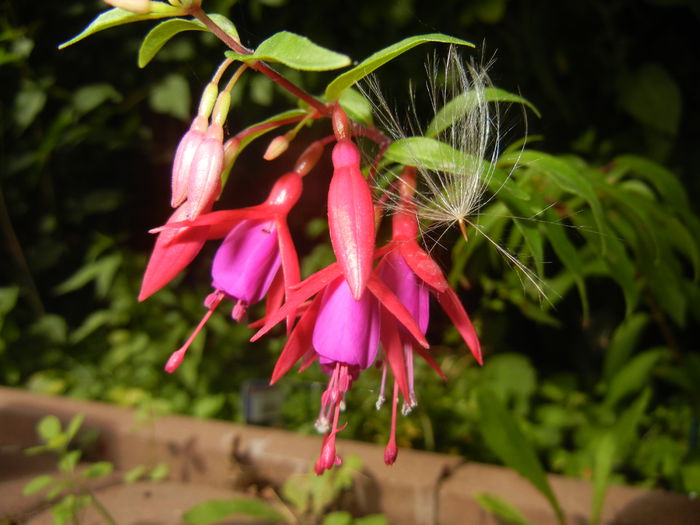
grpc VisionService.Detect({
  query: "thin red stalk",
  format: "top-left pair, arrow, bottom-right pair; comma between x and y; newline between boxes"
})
234,115 -> 316,142
190,7 -> 329,115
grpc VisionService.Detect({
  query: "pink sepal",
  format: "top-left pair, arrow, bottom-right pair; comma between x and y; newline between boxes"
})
434,287 -> 483,365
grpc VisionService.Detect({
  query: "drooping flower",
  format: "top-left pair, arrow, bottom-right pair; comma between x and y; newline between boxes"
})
138,200 -> 212,302
327,138 -> 376,300
159,171 -> 304,372
250,249 -> 429,473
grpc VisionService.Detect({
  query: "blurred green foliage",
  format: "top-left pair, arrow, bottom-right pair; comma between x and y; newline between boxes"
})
1,0 -> 698,499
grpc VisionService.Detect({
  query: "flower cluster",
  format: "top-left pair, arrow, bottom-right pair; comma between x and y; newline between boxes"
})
140,58 -> 484,473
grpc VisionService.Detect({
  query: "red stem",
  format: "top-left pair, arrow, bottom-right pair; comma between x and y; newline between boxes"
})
190,7 -> 330,115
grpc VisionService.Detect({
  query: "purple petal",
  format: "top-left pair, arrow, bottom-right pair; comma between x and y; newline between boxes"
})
211,220 -> 281,305
313,278 -> 380,370
379,251 -> 430,334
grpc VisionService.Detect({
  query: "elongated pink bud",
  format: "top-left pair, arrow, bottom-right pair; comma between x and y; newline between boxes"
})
104,0 -> 150,13
171,115 -> 208,208
263,135 -> 289,161
187,124 -> 224,219
327,139 -> 375,300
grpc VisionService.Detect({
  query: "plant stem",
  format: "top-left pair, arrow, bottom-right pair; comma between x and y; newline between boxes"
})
189,7 -> 329,116
0,185 -> 45,317
84,489 -> 118,525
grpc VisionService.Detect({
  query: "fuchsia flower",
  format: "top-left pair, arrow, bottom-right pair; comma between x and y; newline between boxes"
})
157,171 -> 303,372
251,166 -> 482,471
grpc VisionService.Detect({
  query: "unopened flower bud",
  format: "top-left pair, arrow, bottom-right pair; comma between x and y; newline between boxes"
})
294,142 -> 324,176
211,91 -> 231,128
103,0 -> 151,13
332,106 -> 351,141
197,82 -> 219,120
171,115 -> 208,208
187,124 -> 224,219
263,135 -> 289,161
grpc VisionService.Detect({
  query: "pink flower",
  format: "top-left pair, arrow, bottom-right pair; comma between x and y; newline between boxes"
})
250,248 -> 428,473
138,200 -> 212,302
158,171 -> 304,373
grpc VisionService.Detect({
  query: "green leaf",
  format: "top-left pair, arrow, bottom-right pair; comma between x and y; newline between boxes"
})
182,498 -> 284,524
149,73 -> 191,121
138,15 -> 239,68
322,511 -> 353,525
45,480 -> 70,500
225,31 -> 350,71
72,84 -> 122,116
604,348 -> 666,407
65,413 -> 85,442
613,155 -> 689,212
476,389 -> 565,525
0,285 -> 20,316
383,136 -> 530,203
681,458 -> 700,493
542,218 -> 589,323
354,515 -> 389,525
123,465 -> 147,483
427,87 -> 540,138
590,433 -> 616,525
505,150 -> 606,251
475,493 -> 537,525
192,394 -> 226,418
37,415 -> 62,442
338,87 -> 374,126
14,82 -> 47,131
149,462 -> 170,481
611,389 -> 650,462
618,63 -> 681,136
81,461 -> 113,479
226,109 -> 308,182
282,473 -> 310,515
603,313 -> 650,383
59,450 -> 81,473
58,6 -> 184,50
325,34 -> 474,101
23,475 -> 55,496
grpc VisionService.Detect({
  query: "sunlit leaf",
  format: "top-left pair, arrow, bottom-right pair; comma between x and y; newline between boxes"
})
325,34 -> 474,101
58,6 -> 184,50
149,73 -> 190,121
139,15 -> 239,68
322,511 -> 352,525
338,87 -> 373,126
81,461 -> 114,479
37,415 -> 62,442
475,493 -> 537,525
605,348 -> 666,407
603,313 -> 649,382
383,136 -> 530,203
23,475 -> 55,496
590,433 -> 616,525
225,31 -> 350,71
182,498 -> 284,524
427,87 -> 540,138
476,389 -> 565,525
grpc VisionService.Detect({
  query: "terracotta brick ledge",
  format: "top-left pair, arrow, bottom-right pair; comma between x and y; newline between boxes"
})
1,387 -> 698,524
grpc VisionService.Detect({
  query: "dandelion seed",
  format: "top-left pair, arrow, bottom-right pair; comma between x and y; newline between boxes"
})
363,45 -> 550,301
